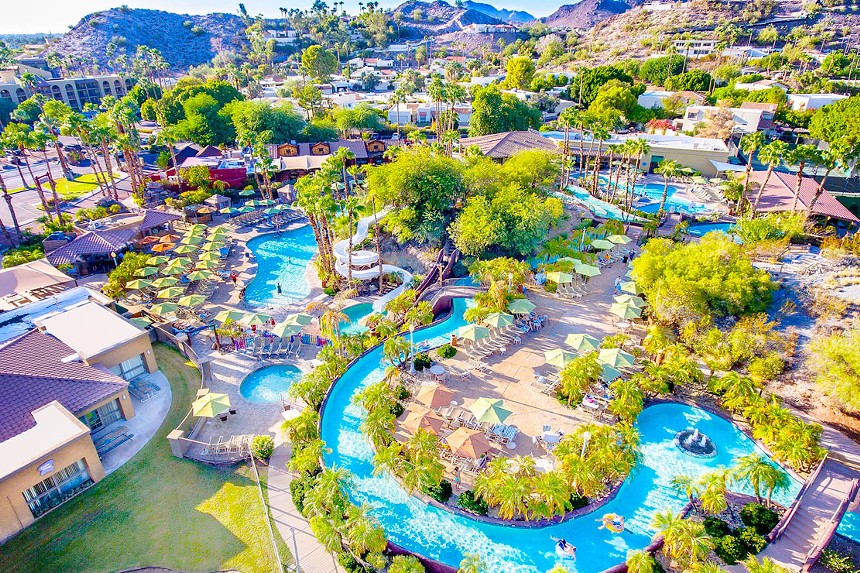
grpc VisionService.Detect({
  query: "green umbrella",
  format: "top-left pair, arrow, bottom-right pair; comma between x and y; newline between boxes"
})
591,239 -> 615,250
146,255 -> 170,265
172,244 -> 198,255
125,278 -> 152,290
166,257 -> 192,268
201,242 -> 225,251
482,312 -> 514,329
187,269 -> 215,281
507,298 -> 536,315
620,281 -> 642,295
239,189 -> 256,196
135,266 -> 159,277
238,205 -> 256,213
180,235 -> 203,245
607,234 -> 632,245
275,204 -> 291,211
209,225 -> 229,235
609,302 -> 642,320
186,224 -> 207,233
130,316 -> 152,328
245,200 -> 264,207
272,321 -> 303,338
458,324 -> 490,342
598,348 -> 636,369
198,252 -> 221,261
259,199 -> 276,206
150,302 -> 178,315
546,271 -> 574,284
192,392 -> 231,417
544,348 -> 577,368
177,294 -> 207,307
574,263 -> 601,277
156,286 -> 185,299
264,207 -> 280,215
614,294 -> 646,308
215,309 -> 245,323
468,398 -> 512,425
599,363 -> 623,383
161,266 -> 185,276
196,259 -> 220,269
220,207 -> 240,215
241,312 -> 272,327
284,313 -> 313,326
556,256 -> 579,264
565,333 -> 600,353
151,276 -> 179,288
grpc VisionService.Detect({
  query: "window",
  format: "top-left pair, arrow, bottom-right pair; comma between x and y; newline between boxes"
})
15,88 -> 26,103
23,460 -> 92,518
51,85 -> 62,101
109,354 -> 146,381
79,398 -> 123,431
102,81 -> 111,96
114,79 -> 124,96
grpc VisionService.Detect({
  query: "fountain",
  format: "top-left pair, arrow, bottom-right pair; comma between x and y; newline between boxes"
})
675,427 -> 717,457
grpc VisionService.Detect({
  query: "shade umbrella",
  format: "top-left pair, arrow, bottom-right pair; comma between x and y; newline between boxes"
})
156,286 -> 185,299
130,316 -> 152,328
544,348 -> 577,368
149,302 -> 178,315
556,256 -> 579,264
599,363 -> 624,383
609,302 -> 642,320
140,235 -> 161,245
239,189 -> 256,196
173,244 -> 198,255
546,271 -> 574,284
607,234 -> 632,245
238,205 -> 256,213
445,427 -> 492,459
146,255 -> 170,265
415,384 -> 456,409
620,281 -> 642,295
161,265 -> 186,276
220,207 -> 240,215
507,299 -> 536,315
186,224 -> 207,233
284,313 -> 313,326
192,392 -> 231,417
125,278 -> 152,290
259,199 -> 277,206
198,252 -> 221,262
215,309 -> 245,323
264,207 -> 280,215
482,312 -> 514,329
458,324 -> 490,342
159,234 -> 181,243
574,263 -> 601,278
245,200 -> 264,207
241,312 -> 272,327
177,294 -> 207,307
209,225 -> 229,235
598,348 -> 636,369
591,239 -> 615,250
196,259 -> 220,269
180,235 -> 203,245
201,241 -> 226,251
151,276 -> 179,288
275,204 -> 291,211
197,206 -> 216,214
401,406 -> 446,435
468,397 -> 512,425
272,321 -> 303,338
614,294 -> 646,308
565,333 -> 600,353
166,256 -> 192,267
186,269 -> 215,281
135,266 -> 159,277
151,242 -> 174,253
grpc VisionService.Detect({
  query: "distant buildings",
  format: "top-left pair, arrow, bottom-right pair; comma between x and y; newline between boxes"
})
459,130 -> 560,160
267,139 -> 389,178
733,79 -> 789,92
672,39 -> 718,59
787,93 -> 848,111
679,103 -> 777,134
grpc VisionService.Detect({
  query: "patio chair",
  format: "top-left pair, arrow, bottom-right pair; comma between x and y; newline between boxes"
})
215,437 -> 227,455
204,436 -> 218,455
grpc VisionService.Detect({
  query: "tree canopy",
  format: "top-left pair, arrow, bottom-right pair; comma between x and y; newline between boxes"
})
302,44 -> 339,81
808,328 -> 860,412
809,95 -> 860,144
468,84 -> 541,137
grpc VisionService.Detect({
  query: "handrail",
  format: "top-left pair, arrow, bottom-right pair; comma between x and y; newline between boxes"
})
802,477 -> 860,572
768,453 -> 828,542
250,455 -> 286,573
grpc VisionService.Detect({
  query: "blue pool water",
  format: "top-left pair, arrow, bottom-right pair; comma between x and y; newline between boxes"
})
838,510 -> 860,542
240,364 -> 303,403
245,225 -> 318,307
686,223 -> 735,237
319,298 -> 801,573
589,176 -> 711,216
340,302 -> 376,335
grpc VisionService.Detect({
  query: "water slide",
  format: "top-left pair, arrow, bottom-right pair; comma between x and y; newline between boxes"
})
332,209 -> 413,312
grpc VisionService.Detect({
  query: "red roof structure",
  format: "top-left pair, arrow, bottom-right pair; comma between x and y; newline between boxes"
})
748,171 -> 859,223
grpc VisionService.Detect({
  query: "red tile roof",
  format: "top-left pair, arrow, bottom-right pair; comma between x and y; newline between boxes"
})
459,130 -> 559,159
748,170 -> 859,223
46,229 -> 136,266
0,331 -> 128,441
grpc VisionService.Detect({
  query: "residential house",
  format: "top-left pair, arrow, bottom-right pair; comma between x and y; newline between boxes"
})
672,39 -> 718,58
733,79 -> 789,92
637,90 -> 704,110
458,130 -> 560,160
679,103 -> 776,134
267,139 -> 389,178
748,170 -> 859,224
787,93 -> 848,111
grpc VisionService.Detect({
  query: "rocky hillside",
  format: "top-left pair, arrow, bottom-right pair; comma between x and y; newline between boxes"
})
43,8 -> 248,70
395,0 -> 503,38
462,1 -> 536,24
543,0 -> 635,29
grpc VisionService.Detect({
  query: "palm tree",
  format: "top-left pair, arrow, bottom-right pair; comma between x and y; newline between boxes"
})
671,474 -> 700,507
807,142 -> 856,219
744,556 -> 790,573
752,140 -> 786,214
785,144 -> 821,212
532,471 -> 570,518
626,550 -> 656,573
282,408 -> 320,445
2,123 -> 55,222
654,159 -> 680,217
390,555 -> 426,573
739,131 -> 766,212
732,453 -> 774,503
698,470 -> 729,515
458,553 -> 486,573
390,88 -> 406,138
558,107 -> 578,188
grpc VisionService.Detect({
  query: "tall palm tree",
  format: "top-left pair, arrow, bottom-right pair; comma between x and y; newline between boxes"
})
654,159 -> 680,217
785,144 -> 821,212
626,550 -> 656,573
733,453 -> 780,504
458,553 -> 486,573
0,162 -> 21,244
2,123 -> 55,222
744,556 -> 790,573
671,474 -> 700,507
698,470 -> 729,515
752,140 -> 786,214
558,107 -> 578,189
739,131 -> 766,213
807,142 -> 856,219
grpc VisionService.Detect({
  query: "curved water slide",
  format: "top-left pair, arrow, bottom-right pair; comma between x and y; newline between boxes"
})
332,209 -> 413,312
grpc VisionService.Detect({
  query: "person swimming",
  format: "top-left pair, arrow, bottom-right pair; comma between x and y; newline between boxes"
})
552,537 -> 576,558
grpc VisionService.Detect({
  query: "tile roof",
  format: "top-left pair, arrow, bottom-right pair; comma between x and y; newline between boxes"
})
459,130 -> 560,159
46,229 -> 136,266
138,209 -> 181,232
749,170 -> 860,223
0,330 -> 128,442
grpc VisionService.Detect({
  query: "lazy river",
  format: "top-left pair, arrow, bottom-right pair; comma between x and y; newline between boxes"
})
318,297 -> 802,572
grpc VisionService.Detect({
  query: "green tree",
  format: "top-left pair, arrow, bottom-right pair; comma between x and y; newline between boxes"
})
504,56 -> 536,90
808,328 -> 860,413
389,555 -> 426,573
302,44 -> 339,80
752,141 -> 787,214
654,159 -> 680,217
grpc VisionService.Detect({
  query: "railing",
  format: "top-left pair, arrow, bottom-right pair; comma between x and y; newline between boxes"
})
802,477 -> 860,572
249,455 -> 287,573
768,453 -> 828,542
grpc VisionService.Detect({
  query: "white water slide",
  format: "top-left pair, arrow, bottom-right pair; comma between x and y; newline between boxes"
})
332,209 -> 413,312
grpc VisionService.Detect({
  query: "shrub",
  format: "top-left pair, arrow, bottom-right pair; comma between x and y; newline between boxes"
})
738,527 -> 767,555
425,479 -> 453,503
289,474 -> 316,515
703,516 -> 732,538
324,286 -> 337,296
569,493 -> 588,510
337,551 -> 373,573
413,352 -> 431,371
250,434 -> 275,459
741,503 -> 779,535
820,549 -> 856,573
390,401 -> 405,417
395,384 -> 410,401
457,489 -> 489,515
437,343 -> 457,359
714,534 -> 748,565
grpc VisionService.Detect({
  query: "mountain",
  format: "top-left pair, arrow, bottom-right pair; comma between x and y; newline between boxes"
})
462,1 -> 535,24
43,8 -> 248,70
542,0 -> 634,29
394,0 -> 503,38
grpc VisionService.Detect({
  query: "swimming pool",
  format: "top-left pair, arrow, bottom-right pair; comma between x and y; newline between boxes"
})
340,302 -> 375,335
686,223 -> 735,237
319,298 -> 801,573
837,510 -> 860,543
245,225 -> 318,307
590,176 -> 711,216
240,364 -> 303,403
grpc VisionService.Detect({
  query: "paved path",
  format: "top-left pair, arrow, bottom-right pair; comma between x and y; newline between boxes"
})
267,443 -> 345,573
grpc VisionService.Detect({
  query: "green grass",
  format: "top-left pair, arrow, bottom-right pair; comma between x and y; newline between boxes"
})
7,173 -> 122,200
0,344 -> 290,573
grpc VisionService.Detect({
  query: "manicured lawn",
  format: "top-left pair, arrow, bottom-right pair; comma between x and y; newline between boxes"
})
0,344 -> 290,573
7,173 -> 122,200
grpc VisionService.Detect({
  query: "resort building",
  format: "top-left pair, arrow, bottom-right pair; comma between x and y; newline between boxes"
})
0,259 -> 76,311
748,170 -> 860,225
266,139 -> 389,178
459,130 -> 560,160
679,103 -> 777,134
0,60 -> 132,110
671,39 -> 718,58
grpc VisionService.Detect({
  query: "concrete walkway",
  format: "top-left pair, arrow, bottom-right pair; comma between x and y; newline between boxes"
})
267,443 -> 344,573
